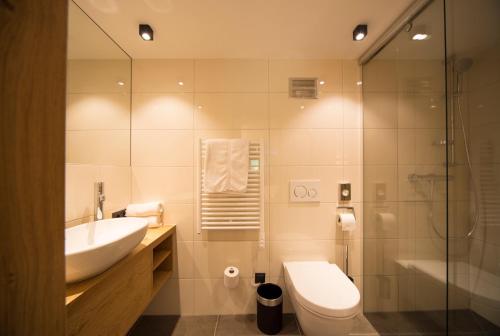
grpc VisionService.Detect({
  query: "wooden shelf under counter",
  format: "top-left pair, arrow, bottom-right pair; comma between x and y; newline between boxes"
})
66,225 -> 175,336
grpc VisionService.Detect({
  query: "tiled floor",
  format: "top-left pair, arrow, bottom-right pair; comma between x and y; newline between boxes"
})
364,309 -> 500,336
129,310 -> 500,336
128,314 -> 302,336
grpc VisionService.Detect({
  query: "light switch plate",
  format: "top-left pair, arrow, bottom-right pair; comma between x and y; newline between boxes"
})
289,179 -> 321,202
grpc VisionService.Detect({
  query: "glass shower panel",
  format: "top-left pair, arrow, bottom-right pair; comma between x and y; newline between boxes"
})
446,0 -> 500,331
362,0 -> 448,333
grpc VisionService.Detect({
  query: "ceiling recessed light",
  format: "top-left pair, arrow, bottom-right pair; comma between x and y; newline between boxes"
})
412,33 -> 430,41
117,81 -> 125,86
178,81 -> 184,86
139,24 -> 154,41
353,24 -> 368,41
197,105 -> 203,109
356,81 -> 363,86
319,80 -> 325,85
300,105 -> 305,110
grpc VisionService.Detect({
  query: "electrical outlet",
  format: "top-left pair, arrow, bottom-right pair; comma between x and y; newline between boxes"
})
255,272 -> 265,284
112,209 -> 126,218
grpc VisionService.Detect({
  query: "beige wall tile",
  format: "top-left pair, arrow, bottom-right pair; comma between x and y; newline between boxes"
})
363,60 -> 397,93
343,165 -> 362,203
66,130 -> 130,166
363,165 -> 397,202
343,92 -> 362,128
270,129 -> 343,166
194,93 -> 268,129
132,93 -> 194,130
67,93 -> 130,130
193,241 -> 268,279
163,204 -> 194,241
363,202 -> 399,239
193,278 -> 257,315
364,93 -> 398,129
270,203 -> 338,241
415,238 -> 446,260
363,238 -> 398,275
67,60 -> 131,94
398,60 -> 444,94
269,93 -> 343,129
398,129 -> 416,165
343,129 -> 362,165
65,164 -> 100,222
175,241 -> 194,279
133,59 -> 194,93
398,202 -> 416,239
364,129 -> 397,165
342,60 -> 362,93
415,129 -> 446,165
195,59 -> 268,92
131,130 -> 193,166
99,165 -> 131,214
131,166 -> 194,204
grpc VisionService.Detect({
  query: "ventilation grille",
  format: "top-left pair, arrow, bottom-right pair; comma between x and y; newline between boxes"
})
289,78 -> 318,99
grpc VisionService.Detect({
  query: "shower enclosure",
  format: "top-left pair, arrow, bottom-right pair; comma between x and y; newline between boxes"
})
361,0 -> 500,334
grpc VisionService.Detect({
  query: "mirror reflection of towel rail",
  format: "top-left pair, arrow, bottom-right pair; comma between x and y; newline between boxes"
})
407,173 -> 453,182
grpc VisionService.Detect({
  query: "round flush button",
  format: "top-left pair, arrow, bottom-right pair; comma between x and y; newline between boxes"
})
294,185 -> 307,198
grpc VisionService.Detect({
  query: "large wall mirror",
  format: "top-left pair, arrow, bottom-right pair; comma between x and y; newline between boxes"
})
65,1 -> 131,226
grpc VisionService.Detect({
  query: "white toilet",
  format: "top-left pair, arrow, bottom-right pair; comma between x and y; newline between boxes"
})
283,261 -> 360,336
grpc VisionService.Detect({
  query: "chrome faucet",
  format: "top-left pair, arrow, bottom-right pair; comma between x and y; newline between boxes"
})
94,182 -> 105,221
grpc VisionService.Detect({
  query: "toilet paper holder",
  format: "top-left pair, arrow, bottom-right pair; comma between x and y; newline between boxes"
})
337,206 -> 356,220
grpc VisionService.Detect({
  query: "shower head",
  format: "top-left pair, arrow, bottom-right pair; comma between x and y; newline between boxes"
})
454,58 -> 473,73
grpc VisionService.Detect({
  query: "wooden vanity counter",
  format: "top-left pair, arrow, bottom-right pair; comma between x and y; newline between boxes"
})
66,225 -> 175,336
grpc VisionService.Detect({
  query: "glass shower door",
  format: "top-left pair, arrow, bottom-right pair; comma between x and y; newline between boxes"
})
362,0 -> 448,333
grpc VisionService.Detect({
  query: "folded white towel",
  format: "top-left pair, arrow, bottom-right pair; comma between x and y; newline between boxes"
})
144,215 -> 163,228
126,201 -> 163,217
203,139 -> 249,193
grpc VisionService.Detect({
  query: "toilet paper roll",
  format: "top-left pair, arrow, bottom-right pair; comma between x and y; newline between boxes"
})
224,266 -> 240,289
338,213 -> 357,232
376,212 -> 396,232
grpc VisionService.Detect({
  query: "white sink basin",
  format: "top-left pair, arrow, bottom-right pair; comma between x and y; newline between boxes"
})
65,217 -> 149,283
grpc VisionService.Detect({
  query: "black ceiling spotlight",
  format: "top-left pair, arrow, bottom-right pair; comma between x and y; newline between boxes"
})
353,24 -> 368,41
139,24 -> 154,41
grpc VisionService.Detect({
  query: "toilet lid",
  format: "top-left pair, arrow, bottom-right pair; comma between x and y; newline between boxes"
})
284,261 -> 360,318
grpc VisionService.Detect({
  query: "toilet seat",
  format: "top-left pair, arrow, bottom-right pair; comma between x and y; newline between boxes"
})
284,261 -> 360,319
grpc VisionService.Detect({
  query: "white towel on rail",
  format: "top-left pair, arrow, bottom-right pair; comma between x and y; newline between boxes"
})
126,201 -> 163,217
143,215 -> 163,228
204,139 -> 249,193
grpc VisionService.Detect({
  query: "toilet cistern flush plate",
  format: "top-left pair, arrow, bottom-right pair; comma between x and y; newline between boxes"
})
289,179 -> 321,202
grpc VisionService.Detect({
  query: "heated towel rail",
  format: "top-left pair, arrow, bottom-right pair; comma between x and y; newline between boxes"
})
196,139 -> 265,238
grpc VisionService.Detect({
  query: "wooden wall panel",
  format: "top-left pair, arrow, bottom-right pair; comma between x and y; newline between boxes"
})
0,0 -> 67,335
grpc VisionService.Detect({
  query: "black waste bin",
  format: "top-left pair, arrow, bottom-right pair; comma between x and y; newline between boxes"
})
256,283 -> 283,335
